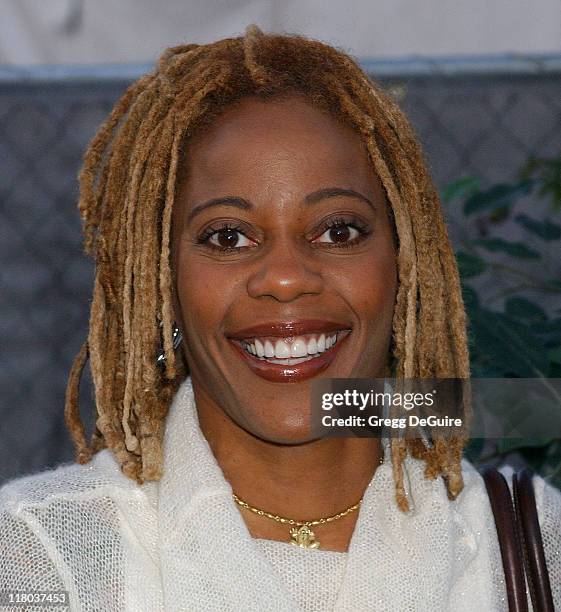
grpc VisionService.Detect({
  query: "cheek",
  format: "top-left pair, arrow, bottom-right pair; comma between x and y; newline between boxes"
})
335,250 -> 397,325
175,251 -> 240,335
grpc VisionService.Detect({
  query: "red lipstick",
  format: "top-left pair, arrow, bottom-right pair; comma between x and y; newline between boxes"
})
227,319 -> 350,340
226,320 -> 352,383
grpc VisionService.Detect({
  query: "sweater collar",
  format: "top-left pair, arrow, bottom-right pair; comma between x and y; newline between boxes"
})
158,376 -> 302,610
158,376 -> 395,529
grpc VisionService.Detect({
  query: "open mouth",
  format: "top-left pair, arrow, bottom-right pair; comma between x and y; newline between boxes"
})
227,327 -> 352,382
225,319 -> 353,382
232,330 -> 351,365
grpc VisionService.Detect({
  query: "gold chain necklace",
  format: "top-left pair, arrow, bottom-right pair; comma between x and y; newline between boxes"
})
232,454 -> 384,550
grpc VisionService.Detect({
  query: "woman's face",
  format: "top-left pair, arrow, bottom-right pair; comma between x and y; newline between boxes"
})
172,95 -> 397,443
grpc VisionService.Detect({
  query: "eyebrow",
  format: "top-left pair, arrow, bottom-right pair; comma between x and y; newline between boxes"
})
186,187 -> 376,225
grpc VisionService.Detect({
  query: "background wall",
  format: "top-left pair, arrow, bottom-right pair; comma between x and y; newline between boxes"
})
0,0 -> 560,65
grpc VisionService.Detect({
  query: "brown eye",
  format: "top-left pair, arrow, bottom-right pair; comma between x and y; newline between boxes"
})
329,225 -> 351,243
199,224 -> 256,252
212,228 -> 242,249
314,223 -> 360,245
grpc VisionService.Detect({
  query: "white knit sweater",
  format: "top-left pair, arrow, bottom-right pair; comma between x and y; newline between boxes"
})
1,376 -> 560,611
255,538 -> 347,611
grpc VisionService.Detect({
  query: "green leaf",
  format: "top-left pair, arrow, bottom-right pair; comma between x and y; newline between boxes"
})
505,297 -> 548,323
545,279 -> 561,291
549,362 -> 561,377
473,238 -> 541,259
464,437 -> 485,462
519,442 -> 561,491
514,214 -> 561,240
463,180 -> 533,216
522,156 -> 561,213
497,438 -> 553,455
533,318 -> 561,344
548,346 -> 561,365
456,251 -> 486,278
442,176 -> 480,204
489,205 -> 511,224
468,309 -> 549,377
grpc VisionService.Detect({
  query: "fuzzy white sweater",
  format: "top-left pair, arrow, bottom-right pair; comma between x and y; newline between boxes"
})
1,376 -> 560,611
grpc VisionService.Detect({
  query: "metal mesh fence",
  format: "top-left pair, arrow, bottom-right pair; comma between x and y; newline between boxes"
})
1,56 -> 560,485
391,71 -> 561,187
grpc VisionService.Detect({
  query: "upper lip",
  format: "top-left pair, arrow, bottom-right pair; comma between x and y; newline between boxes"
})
226,319 -> 352,340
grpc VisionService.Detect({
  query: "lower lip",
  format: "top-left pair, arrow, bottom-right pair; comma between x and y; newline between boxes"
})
227,333 -> 351,383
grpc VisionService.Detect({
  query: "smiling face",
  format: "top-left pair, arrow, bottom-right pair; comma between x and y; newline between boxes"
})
171,95 -> 398,443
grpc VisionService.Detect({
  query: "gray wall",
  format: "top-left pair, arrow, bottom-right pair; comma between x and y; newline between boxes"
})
1,0 -> 560,64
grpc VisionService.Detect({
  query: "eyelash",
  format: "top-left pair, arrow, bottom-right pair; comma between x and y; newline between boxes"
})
196,216 -> 371,254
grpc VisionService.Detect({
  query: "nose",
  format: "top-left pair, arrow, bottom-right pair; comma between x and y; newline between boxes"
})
246,237 -> 324,302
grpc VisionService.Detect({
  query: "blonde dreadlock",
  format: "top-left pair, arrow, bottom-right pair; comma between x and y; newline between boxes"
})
65,25 -> 472,511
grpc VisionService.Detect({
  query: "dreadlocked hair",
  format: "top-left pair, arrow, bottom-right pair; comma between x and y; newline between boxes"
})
65,24 -> 472,511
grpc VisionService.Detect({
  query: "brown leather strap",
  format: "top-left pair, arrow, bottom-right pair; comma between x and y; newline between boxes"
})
513,468 -> 555,612
479,465 -> 528,612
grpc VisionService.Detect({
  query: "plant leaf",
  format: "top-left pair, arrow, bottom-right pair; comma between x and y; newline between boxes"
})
456,251 -> 486,278
463,180 -> 533,216
533,318 -> 561,344
505,297 -> 548,323
473,238 -> 541,259
514,214 -> 561,240
468,309 -> 549,376
464,437 -> 485,462
442,176 -> 480,204
545,279 -> 561,292
497,438 -> 554,455
519,442 -> 561,491
548,346 -> 561,365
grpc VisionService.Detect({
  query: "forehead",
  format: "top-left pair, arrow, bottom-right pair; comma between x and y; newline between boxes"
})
179,95 -> 377,192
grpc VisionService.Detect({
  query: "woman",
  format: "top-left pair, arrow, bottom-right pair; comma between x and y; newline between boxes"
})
0,26 -> 559,611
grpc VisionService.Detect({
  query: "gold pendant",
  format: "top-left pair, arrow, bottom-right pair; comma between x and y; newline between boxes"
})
289,524 -> 320,549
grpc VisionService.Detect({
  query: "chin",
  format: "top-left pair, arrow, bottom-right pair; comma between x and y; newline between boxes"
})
243,411 -> 319,445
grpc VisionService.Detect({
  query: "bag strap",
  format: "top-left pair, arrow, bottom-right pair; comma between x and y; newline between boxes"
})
480,465 -> 555,612
479,465 -> 528,612
512,468 -> 555,612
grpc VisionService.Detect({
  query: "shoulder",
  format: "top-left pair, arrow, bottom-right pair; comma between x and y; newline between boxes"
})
0,450 -> 159,593
499,463 -> 561,603
495,462 -> 561,514
0,449 -> 153,512
460,459 -> 561,607
478,461 -> 561,535
456,458 -> 561,531
0,449 -> 159,542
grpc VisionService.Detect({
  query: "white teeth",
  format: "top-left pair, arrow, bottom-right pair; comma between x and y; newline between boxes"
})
254,338 -> 265,357
307,337 -> 317,355
241,330 -> 345,360
274,339 -> 291,358
291,338 -> 308,358
264,340 -> 275,358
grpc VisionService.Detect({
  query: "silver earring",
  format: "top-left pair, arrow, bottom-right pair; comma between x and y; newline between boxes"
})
156,321 -> 183,366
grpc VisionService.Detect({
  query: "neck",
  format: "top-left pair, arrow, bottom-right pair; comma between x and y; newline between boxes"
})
194,383 -> 384,523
